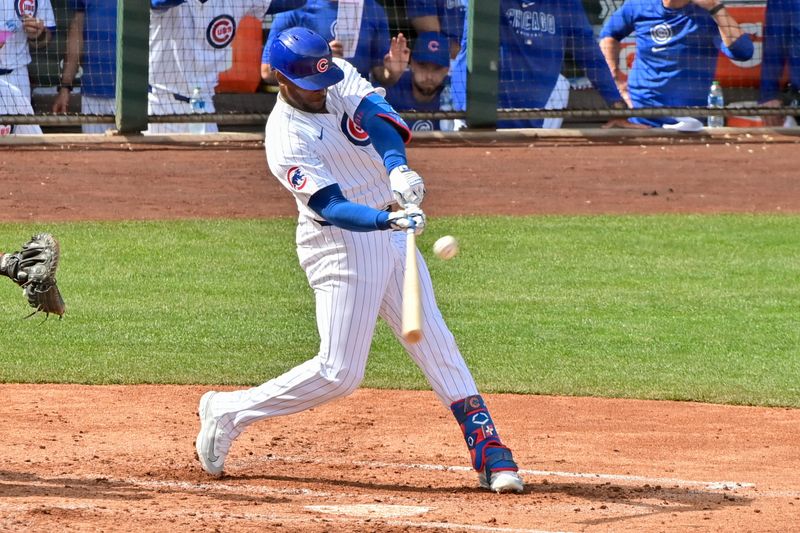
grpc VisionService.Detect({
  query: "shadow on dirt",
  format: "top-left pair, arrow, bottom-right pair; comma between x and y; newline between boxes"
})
0,470 -> 291,505
530,479 -> 753,527
227,470 -> 754,525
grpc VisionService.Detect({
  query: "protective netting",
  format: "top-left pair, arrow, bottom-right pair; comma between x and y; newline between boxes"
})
1,0 -> 797,134
488,0 -> 792,129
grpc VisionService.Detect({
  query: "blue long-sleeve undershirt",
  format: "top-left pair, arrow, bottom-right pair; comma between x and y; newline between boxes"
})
356,93 -> 411,173
306,95 -> 411,231
308,184 -> 391,232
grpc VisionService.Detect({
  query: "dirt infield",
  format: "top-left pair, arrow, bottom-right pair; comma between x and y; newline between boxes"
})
1,138 -> 799,532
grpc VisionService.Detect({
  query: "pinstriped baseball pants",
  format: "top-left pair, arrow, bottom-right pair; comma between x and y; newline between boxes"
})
213,223 -> 479,439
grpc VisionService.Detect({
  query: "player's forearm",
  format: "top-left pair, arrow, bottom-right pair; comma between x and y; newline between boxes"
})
61,15 -> 85,86
357,93 -> 412,173
308,184 -> 390,232
710,4 -> 744,47
599,37 -> 622,79
27,28 -> 51,49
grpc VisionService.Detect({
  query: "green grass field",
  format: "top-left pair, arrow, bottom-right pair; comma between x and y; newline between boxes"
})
1,215 -> 798,407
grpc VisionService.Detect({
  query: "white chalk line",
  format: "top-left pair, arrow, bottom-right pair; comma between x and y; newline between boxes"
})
0,498 -> 572,533
245,454 -> 757,491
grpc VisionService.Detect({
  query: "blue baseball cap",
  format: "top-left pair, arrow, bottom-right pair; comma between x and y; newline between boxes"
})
412,32 -> 450,68
269,27 -> 344,90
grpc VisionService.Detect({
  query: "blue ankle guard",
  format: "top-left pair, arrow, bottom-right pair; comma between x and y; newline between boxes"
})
451,395 -> 518,473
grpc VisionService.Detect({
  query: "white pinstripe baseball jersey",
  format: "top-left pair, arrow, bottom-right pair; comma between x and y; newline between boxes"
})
1,0 -> 55,70
149,0 -> 273,97
207,57 -> 479,434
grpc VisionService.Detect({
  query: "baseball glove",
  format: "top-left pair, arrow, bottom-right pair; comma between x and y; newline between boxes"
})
0,233 -> 66,318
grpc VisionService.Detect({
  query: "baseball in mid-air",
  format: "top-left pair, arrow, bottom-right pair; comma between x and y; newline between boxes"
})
433,235 -> 459,260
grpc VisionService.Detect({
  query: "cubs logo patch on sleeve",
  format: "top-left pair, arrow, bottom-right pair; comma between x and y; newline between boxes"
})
287,166 -> 308,190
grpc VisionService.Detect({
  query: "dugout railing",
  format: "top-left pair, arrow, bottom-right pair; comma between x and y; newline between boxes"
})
1,0 -> 796,134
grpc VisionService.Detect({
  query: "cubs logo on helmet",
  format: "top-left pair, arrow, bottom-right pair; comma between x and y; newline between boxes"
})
15,0 -> 37,18
340,114 -> 371,146
287,166 -> 307,190
207,15 -> 236,49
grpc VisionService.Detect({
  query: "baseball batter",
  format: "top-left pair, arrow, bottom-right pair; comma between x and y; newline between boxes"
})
196,27 -> 524,494
1,0 -> 55,135
147,0 -> 303,134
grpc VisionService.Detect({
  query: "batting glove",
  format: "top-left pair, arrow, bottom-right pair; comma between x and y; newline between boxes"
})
389,165 -> 425,207
387,205 -> 426,235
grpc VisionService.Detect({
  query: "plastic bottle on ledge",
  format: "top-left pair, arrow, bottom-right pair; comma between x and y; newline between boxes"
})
707,81 -> 724,128
189,87 -> 206,134
785,83 -> 798,128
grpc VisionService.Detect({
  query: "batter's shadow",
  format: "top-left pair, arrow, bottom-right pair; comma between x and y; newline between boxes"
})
0,469 -> 291,506
528,479 -> 754,527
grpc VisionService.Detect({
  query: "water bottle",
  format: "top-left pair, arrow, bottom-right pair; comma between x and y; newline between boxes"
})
786,83 -> 799,128
439,82 -> 455,132
707,81 -> 725,128
188,87 -> 206,134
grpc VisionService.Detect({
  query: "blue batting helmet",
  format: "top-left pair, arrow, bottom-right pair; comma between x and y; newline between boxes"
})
269,27 -> 345,90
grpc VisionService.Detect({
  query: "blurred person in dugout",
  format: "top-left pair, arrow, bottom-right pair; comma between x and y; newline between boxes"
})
0,0 -> 55,135
384,31 -> 455,132
759,0 -> 799,127
450,0 -> 638,130
52,0 -> 117,134
147,0 -> 304,134
599,0 -> 754,131
406,0 -> 466,60
260,0 -> 409,88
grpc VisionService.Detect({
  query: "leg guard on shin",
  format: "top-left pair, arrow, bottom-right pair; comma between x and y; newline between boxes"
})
451,395 -> 519,475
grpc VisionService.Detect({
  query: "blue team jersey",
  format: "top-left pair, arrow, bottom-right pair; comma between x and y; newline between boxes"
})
600,0 -> 753,111
759,0 -> 800,102
452,0 -> 622,128
406,0 -> 466,44
262,0 -> 390,80
70,0 -> 117,98
384,70 -> 451,131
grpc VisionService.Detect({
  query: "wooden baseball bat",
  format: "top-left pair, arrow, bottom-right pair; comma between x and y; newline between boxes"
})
402,227 -> 423,344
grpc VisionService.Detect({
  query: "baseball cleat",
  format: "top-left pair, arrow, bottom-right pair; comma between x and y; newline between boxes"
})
478,470 -> 525,494
195,391 -> 231,477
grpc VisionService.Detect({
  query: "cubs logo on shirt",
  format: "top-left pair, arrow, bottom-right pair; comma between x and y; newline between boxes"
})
287,166 -> 308,190
15,0 -> 37,18
207,14 -> 236,49
650,23 -> 672,45
411,120 -> 434,132
340,114 -> 371,146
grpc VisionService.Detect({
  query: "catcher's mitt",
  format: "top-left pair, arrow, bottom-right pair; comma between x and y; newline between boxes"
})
0,233 -> 65,318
